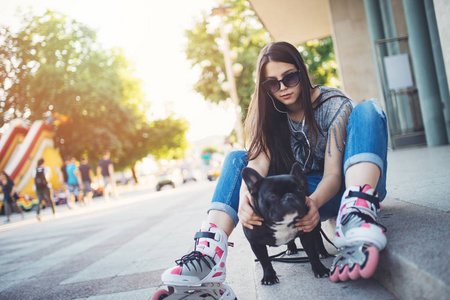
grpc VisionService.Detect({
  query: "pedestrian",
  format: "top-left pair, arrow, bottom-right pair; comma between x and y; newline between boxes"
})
33,158 -> 57,221
61,158 -> 70,207
79,157 -> 94,205
66,157 -> 83,206
1,171 -> 25,222
159,41 -> 388,285
97,151 -> 119,201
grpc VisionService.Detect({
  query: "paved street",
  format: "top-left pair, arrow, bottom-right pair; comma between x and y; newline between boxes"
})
1,145 -> 449,300
0,181 -> 243,300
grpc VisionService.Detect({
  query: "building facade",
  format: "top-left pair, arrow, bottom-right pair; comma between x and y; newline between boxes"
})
249,0 -> 449,148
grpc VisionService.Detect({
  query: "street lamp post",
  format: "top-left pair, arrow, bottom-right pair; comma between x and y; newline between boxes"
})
211,5 -> 244,146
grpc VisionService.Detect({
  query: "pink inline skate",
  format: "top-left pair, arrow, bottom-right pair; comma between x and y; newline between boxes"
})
151,222 -> 236,300
330,185 -> 387,282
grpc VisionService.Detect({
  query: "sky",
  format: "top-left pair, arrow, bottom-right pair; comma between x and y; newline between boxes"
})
0,0 -> 236,142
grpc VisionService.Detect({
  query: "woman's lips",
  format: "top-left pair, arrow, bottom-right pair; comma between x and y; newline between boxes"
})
281,93 -> 292,99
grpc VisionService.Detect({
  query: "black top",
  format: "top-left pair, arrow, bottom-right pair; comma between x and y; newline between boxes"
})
1,177 -> 14,203
98,159 -> 112,176
79,163 -> 92,182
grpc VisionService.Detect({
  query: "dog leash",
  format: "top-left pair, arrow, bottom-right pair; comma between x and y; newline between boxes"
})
254,229 -> 337,264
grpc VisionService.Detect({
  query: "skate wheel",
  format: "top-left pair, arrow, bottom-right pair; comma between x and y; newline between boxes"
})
360,246 -> 379,278
150,289 -> 170,300
330,266 -> 340,283
348,264 -> 361,280
338,264 -> 350,281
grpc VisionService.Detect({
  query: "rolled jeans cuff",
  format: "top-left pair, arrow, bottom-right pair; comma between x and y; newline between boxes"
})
208,202 -> 239,226
344,152 -> 384,177
343,152 -> 387,200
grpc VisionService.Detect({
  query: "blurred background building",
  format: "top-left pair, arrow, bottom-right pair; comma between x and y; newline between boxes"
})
249,0 -> 450,149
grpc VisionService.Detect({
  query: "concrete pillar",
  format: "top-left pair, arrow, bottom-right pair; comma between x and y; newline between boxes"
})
433,0 -> 450,92
379,0 -> 398,54
363,0 -> 386,68
363,0 -> 397,139
402,0 -> 448,146
425,0 -> 450,142
380,0 -> 413,131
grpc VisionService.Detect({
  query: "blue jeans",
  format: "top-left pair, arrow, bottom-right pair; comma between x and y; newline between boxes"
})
209,100 -> 388,226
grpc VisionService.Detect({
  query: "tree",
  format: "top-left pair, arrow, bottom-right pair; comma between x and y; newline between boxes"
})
185,0 -> 340,121
299,37 -> 340,87
0,10 -> 189,173
185,0 -> 271,122
146,116 -> 190,161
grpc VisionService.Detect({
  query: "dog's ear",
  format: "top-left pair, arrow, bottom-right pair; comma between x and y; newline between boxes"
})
290,162 -> 307,189
242,167 -> 263,194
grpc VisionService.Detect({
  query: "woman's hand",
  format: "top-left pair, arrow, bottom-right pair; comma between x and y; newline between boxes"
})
295,197 -> 320,232
238,185 -> 263,230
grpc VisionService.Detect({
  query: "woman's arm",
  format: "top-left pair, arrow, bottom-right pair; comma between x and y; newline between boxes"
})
238,151 -> 270,229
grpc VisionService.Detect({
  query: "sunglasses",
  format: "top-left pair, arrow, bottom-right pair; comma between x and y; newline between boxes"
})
262,70 -> 301,93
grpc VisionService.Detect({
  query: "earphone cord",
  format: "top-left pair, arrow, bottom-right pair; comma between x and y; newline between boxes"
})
267,92 -> 311,170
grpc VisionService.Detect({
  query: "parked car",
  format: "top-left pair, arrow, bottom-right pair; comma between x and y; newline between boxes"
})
156,169 -> 183,191
182,169 -> 197,184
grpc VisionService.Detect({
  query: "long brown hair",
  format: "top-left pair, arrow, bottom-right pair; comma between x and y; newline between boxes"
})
244,41 -> 319,175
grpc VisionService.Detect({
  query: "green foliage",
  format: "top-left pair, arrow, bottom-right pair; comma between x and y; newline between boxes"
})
185,0 -> 271,121
146,116 -> 190,161
202,146 -> 222,154
0,10 -> 189,170
297,37 -> 340,87
185,0 -> 340,121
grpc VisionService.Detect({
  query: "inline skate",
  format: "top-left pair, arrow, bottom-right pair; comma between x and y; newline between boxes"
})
330,185 -> 387,282
152,222 -> 236,299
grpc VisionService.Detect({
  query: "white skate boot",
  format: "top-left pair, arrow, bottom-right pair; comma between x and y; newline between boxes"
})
330,185 -> 387,282
152,222 -> 236,300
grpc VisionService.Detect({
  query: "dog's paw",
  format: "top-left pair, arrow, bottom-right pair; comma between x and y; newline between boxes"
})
261,269 -> 280,285
261,274 -> 280,285
286,240 -> 298,255
312,263 -> 330,278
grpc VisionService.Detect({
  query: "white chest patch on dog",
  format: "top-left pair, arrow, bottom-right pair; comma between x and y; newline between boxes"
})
270,213 -> 299,246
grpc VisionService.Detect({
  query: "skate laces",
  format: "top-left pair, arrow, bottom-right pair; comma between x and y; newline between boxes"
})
173,231 -> 217,271
175,250 -> 214,272
173,227 -> 233,272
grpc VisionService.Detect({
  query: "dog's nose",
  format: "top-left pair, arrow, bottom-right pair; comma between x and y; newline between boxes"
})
283,193 -> 302,202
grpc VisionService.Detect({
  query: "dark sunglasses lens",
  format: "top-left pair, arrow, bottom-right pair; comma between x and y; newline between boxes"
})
283,72 -> 300,87
263,80 -> 280,93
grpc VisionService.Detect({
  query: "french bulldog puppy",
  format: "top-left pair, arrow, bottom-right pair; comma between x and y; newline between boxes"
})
242,162 -> 330,285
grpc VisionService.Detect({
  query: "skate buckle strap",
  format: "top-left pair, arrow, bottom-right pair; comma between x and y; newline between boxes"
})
348,190 -> 380,209
194,231 -> 216,240
194,231 -> 234,247
342,209 -> 388,233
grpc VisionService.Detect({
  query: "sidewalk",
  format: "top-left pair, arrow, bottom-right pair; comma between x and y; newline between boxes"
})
226,144 -> 450,300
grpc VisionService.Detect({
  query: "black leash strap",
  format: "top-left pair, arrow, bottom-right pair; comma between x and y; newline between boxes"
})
254,229 -> 337,264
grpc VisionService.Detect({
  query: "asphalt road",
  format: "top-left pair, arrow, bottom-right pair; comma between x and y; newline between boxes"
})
0,181 -> 231,300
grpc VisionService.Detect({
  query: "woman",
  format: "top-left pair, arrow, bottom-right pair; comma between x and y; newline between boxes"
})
34,158 -> 57,221
161,41 -> 388,284
1,171 -> 25,222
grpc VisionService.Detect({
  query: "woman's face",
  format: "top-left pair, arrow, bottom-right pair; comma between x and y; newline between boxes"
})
263,61 -> 301,109
0,173 -> 6,181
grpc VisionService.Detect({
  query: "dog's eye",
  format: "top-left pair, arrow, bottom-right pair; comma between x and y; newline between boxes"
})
269,193 -> 277,200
